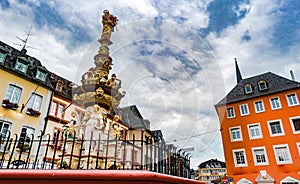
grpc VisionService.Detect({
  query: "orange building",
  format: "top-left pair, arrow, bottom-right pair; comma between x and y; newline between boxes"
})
215,60 -> 300,184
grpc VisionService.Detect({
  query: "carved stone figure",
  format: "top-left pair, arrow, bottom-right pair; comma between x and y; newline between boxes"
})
82,104 -> 103,154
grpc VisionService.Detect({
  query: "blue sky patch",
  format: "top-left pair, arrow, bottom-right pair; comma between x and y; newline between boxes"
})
271,0 -> 300,53
200,0 -> 251,37
241,30 -> 251,42
0,0 -> 10,9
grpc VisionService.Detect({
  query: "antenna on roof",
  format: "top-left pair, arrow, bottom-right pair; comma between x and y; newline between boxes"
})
14,25 -> 36,54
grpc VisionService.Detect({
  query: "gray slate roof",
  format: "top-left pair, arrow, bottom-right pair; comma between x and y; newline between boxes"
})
0,41 -> 74,100
215,72 -> 300,106
120,105 -> 150,130
198,158 -> 226,168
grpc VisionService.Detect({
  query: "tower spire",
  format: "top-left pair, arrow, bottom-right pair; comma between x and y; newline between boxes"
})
235,58 -> 242,84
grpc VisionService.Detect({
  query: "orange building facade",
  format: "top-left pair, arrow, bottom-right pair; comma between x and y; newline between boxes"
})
215,62 -> 300,184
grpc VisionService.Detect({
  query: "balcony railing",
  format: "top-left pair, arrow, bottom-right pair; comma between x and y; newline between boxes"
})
0,130 -> 192,179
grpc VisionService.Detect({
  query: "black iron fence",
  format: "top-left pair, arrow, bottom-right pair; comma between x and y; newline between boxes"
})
0,130 -> 191,178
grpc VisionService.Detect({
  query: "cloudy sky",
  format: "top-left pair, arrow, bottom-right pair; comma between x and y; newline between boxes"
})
1,0 -> 299,168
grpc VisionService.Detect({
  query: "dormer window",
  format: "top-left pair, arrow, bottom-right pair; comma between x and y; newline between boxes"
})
0,52 -> 6,64
15,59 -> 28,73
36,69 -> 47,82
56,80 -> 64,92
258,80 -> 268,91
244,84 -> 253,94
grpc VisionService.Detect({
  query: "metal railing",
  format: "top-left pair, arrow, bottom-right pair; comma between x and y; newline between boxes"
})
0,130 -> 191,178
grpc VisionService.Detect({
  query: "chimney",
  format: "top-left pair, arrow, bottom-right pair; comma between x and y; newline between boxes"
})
290,70 -> 295,81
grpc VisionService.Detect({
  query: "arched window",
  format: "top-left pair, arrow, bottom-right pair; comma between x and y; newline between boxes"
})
55,80 -> 64,92
258,80 -> 268,91
244,84 -> 253,94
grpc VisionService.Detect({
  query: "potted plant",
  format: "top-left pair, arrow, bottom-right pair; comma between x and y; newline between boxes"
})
2,99 -> 19,110
26,108 -> 41,117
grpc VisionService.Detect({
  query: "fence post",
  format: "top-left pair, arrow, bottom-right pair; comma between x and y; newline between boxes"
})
145,136 -> 149,170
42,134 -> 51,169
77,134 -> 84,169
104,130 -> 110,169
7,134 -> 18,169
114,134 -> 118,169
0,130 -> 11,168
96,133 -> 101,169
154,140 -> 157,172
140,130 -> 144,170
51,131 -> 60,169
60,133 -> 68,169
24,134 -> 35,168
122,131 -> 127,170
131,134 -> 135,170
68,131 -> 76,169
33,131 -> 43,169
149,138 -> 153,171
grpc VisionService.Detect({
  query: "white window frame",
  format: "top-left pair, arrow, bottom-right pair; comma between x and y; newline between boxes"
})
229,126 -> 243,142
244,84 -> 253,94
239,103 -> 249,116
49,101 -> 58,116
0,121 -> 12,139
289,116 -> 300,134
27,92 -> 43,112
35,69 -> 47,82
226,107 -> 235,119
49,101 -> 65,118
273,144 -> 293,165
17,125 -> 35,150
258,80 -> 268,91
297,142 -> 300,155
252,146 -> 269,166
232,148 -> 247,167
267,119 -> 285,137
269,97 -> 282,110
254,100 -> 265,113
0,52 -> 7,64
286,93 -> 299,107
247,123 -> 262,140
14,59 -> 29,73
3,83 -> 23,104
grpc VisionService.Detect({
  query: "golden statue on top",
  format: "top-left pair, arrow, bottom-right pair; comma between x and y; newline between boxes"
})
73,10 -> 125,111
102,10 -> 118,35
100,10 -> 118,45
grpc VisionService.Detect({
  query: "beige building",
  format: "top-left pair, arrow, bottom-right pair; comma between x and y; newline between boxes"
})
0,41 -> 52,157
196,159 -> 227,183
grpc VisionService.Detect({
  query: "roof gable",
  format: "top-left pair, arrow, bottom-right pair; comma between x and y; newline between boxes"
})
121,105 -> 147,129
198,158 -> 226,168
